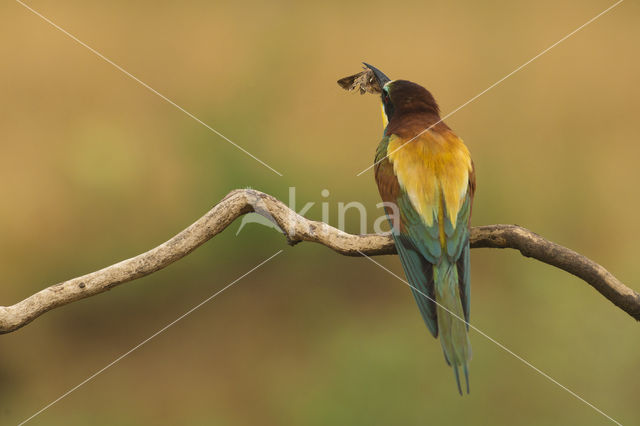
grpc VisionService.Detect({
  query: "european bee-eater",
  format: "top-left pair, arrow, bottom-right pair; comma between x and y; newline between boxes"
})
365,64 -> 475,394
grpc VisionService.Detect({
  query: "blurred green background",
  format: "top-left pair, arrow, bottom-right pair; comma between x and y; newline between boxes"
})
1,0 -> 639,425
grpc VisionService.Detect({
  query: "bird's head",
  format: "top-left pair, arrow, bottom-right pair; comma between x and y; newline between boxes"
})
363,63 -> 440,130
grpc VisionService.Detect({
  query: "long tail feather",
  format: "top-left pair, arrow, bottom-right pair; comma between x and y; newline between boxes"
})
434,260 -> 471,394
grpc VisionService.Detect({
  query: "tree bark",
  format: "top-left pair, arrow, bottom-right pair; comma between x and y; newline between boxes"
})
1,189 -> 638,334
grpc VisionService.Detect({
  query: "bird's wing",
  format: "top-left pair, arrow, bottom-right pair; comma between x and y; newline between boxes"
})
375,135 -> 441,336
456,163 -> 475,323
451,188 -> 472,323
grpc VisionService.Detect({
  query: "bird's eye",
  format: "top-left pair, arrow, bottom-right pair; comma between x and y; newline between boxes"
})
382,91 -> 390,104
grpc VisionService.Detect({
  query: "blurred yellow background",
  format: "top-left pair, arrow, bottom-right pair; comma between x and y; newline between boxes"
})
1,0 -> 639,425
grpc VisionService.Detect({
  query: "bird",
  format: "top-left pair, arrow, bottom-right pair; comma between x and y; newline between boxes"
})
364,63 -> 475,394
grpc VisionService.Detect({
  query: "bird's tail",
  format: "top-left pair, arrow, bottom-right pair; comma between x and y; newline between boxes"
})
434,259 -> 472,394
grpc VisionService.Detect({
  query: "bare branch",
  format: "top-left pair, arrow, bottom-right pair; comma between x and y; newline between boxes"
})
1,189 -> 638,334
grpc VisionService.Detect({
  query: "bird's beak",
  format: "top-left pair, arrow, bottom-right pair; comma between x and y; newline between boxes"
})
362,62 -> 391,90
